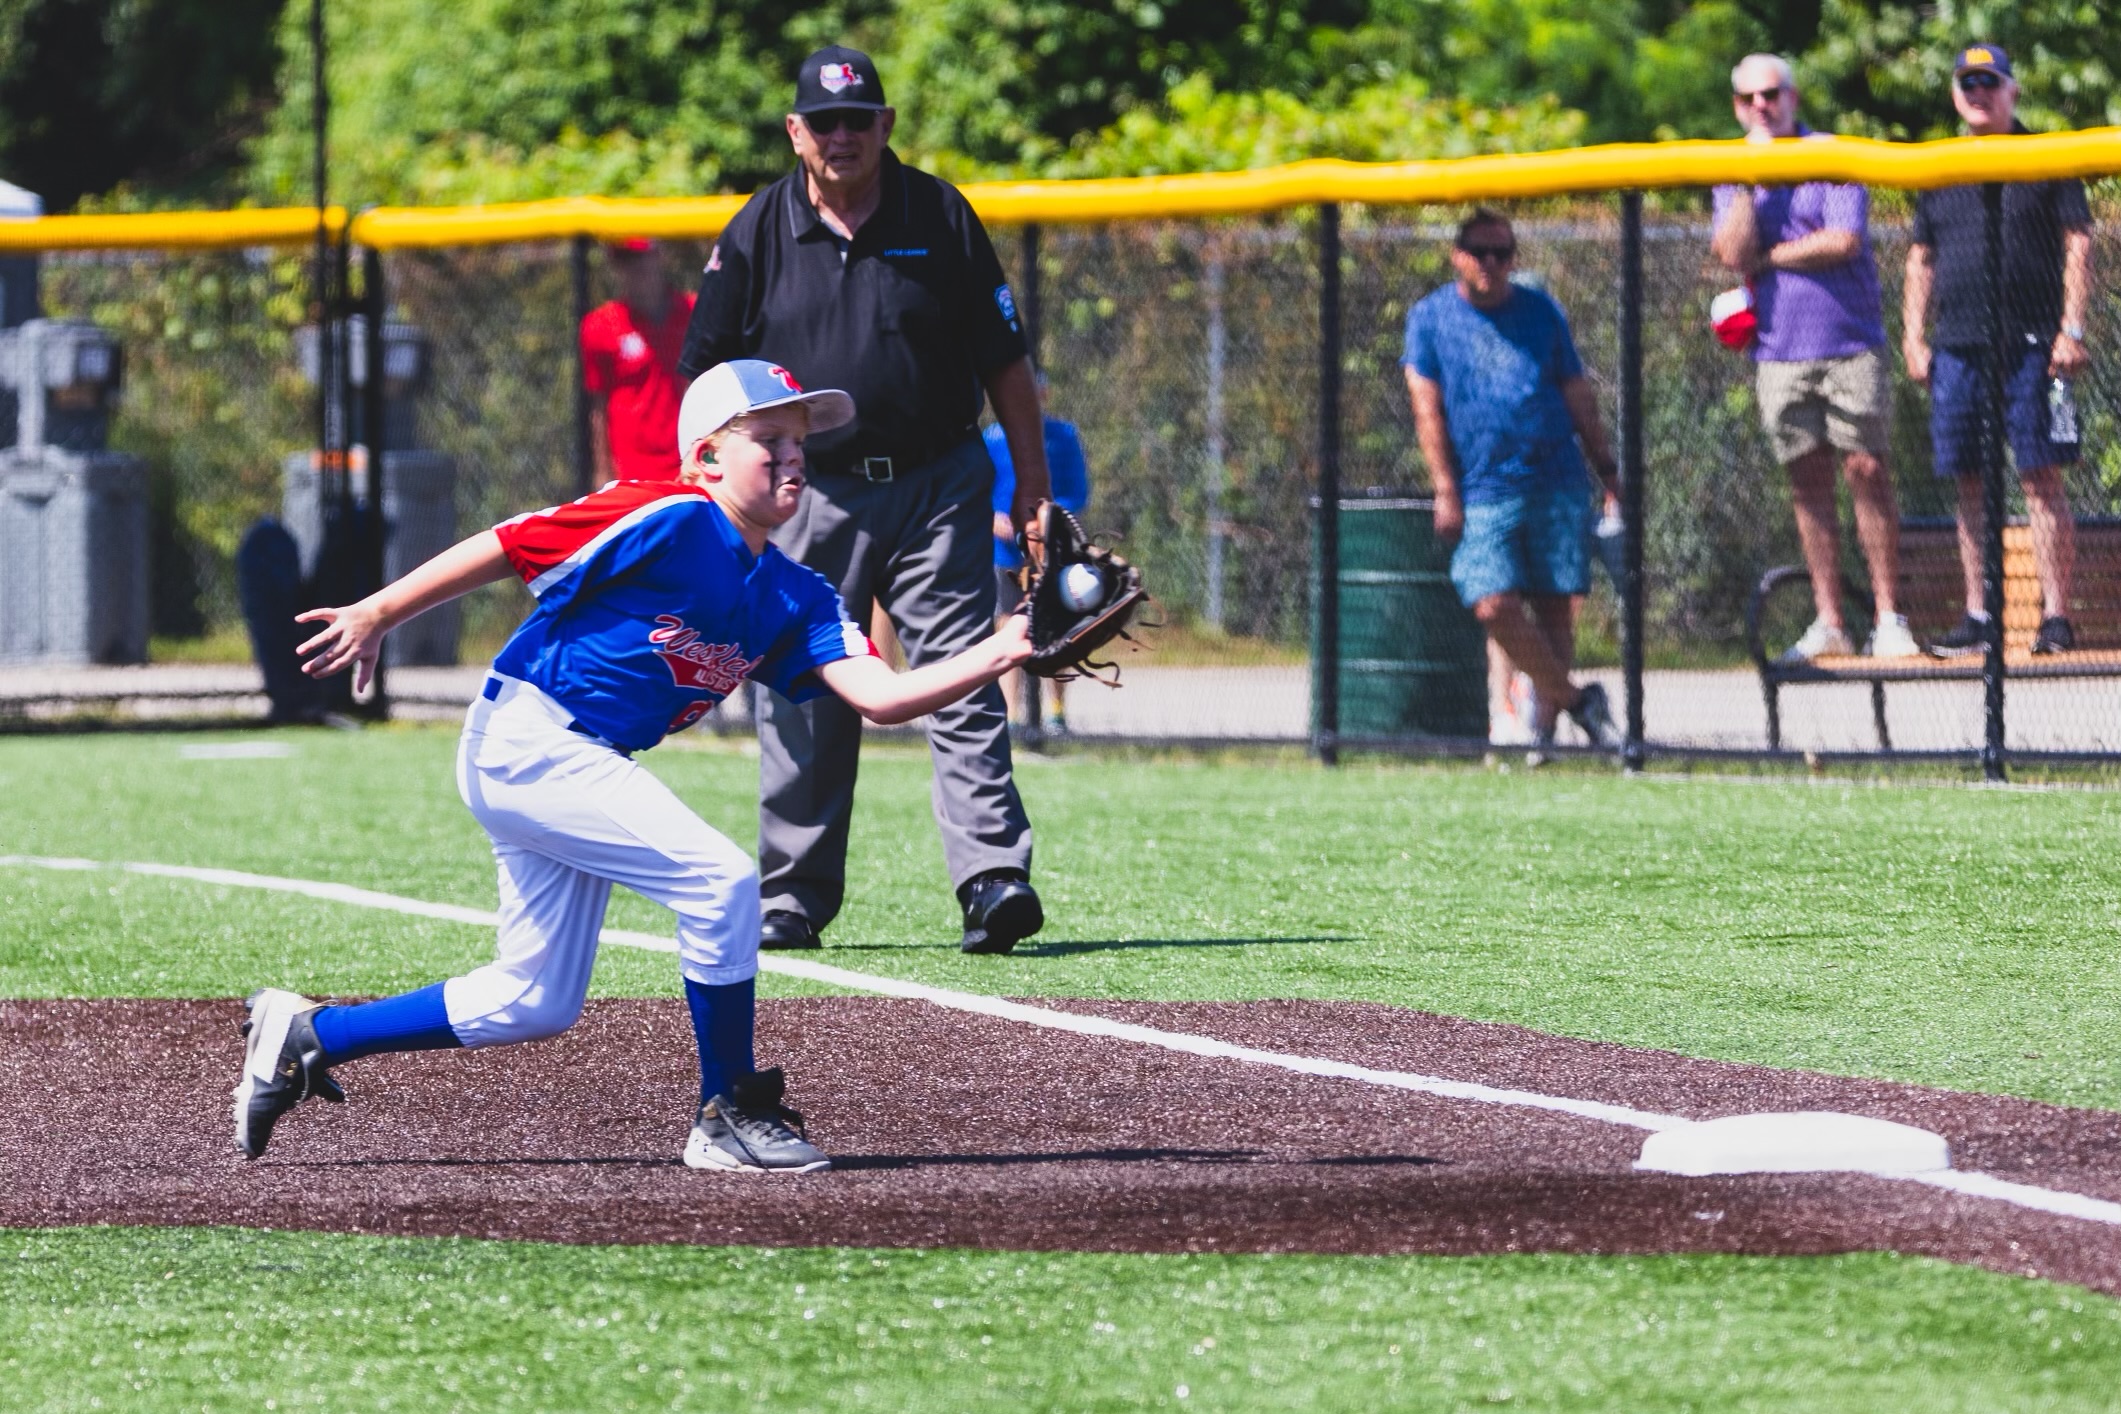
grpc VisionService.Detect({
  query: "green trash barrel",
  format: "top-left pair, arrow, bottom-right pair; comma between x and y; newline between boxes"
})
1312,496 -> 1487,740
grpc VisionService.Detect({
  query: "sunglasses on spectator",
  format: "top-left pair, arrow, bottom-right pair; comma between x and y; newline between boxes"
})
1458,242 -> 1517,263
803,108 -> 878,135
1733,85 -> 1784,105
1957,71 -> 2005,93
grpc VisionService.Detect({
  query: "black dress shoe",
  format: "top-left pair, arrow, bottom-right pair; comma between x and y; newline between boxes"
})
759,910 -> 822,951
958,870 -> 1044,955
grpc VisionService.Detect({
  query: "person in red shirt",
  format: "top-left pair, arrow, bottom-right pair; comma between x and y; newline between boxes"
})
581,239 -> 697,481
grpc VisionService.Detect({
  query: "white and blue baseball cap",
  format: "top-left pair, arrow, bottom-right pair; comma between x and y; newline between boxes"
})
677,359 -> 856,456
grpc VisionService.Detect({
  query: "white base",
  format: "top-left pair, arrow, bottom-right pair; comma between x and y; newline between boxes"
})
1636,1110 -> 1950,1177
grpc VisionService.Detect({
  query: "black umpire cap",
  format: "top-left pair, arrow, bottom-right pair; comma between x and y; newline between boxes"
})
793,45 -> 889,113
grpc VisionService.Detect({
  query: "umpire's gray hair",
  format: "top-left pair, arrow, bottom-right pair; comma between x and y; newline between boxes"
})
1732,53 -> 1796,92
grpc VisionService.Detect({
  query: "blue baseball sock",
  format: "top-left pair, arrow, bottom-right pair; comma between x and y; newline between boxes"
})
309,982 -> 463,1064
683,975 -> 757,1109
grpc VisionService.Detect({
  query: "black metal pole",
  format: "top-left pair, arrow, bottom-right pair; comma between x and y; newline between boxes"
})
332,223 -> 354,555
1316,203 -> 1342,766
310,0 -> 329,467
1619,192 -> 1647,772
359,243 -> 389,719
1021,223 -> 1043,366
571,234 -> 594,495
1019,222 -> 1044,737
334,225 -> 353,466
1980,182 -> 2008,781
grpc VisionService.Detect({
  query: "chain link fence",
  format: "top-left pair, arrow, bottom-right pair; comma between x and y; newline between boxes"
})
19,178 -> 2121,762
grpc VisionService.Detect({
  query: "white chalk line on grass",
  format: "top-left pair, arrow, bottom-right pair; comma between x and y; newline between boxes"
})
11,853 -> 2121,1232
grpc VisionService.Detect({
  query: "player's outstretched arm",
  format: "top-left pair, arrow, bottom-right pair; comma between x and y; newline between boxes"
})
817,614 -> 1033,726
296,531 -> 515,692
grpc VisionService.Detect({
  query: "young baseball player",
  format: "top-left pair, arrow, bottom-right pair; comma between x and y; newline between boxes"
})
234,359 -> 1034,1174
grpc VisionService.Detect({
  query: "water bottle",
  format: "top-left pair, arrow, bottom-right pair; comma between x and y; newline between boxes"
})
1594,504 -> 1627,590
2050,377 -> 2081,446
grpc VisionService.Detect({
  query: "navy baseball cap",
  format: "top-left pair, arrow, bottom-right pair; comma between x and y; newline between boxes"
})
1953,44 -> 2013,79
793,45 -> 888,113
678,360 -> 855,454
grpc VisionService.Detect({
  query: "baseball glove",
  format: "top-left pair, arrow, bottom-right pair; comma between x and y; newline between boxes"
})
1018,500 -> 1146,683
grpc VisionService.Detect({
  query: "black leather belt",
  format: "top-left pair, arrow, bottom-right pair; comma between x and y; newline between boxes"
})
844,456 -> 899,483
825,428 -> 978,483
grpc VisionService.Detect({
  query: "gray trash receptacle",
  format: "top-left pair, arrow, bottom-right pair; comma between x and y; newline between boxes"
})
282,449 -> 460,666
1311,495 -> 1487,740
0,448 -> 149,664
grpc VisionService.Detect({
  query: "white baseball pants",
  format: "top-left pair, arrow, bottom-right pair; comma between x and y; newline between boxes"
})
443,673 -> 760,1048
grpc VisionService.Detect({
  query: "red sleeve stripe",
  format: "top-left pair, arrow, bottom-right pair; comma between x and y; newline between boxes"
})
494,482 -> 708,598
840,623 -> 882,660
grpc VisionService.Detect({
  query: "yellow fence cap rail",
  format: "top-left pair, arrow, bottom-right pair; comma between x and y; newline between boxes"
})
0,128 -> 2116,252
965,130 -> 2121,223
351,194 -> 749,249
0,206 -> 347,252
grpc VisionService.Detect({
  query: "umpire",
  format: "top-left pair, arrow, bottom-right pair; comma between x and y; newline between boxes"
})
679,45 -> 1052,956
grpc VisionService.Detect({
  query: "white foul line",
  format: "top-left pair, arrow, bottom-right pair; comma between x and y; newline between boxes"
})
10,853 -> 2121,1231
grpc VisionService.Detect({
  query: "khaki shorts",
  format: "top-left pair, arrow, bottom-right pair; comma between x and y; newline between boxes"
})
1755,348 -> 1890,463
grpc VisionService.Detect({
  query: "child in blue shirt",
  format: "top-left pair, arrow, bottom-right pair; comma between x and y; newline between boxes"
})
234,360 -> 1033,1174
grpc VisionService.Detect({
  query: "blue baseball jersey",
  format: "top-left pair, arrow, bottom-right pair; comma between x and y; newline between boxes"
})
491,480 -> 875,751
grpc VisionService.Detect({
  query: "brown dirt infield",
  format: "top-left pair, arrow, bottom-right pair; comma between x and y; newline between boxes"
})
5,997 -> 2121,1292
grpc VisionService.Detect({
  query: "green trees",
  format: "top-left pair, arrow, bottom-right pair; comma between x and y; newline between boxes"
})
0,0 -> 284,210
4,1 -> 2117,210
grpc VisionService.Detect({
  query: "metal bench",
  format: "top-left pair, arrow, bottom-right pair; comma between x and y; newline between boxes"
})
1746,517 -> 2121,751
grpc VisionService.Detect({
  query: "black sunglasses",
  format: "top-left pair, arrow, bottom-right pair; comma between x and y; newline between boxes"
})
803,108 -> 878,135
1957,71 -> 2005,92
1458,242 -> 1517,263
1734,85 -> 1784,104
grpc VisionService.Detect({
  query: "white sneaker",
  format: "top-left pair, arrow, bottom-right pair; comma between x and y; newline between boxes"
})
1488,673 -> 1540,746
1778,618 -> 1855,665
1488,708 -> 1534,747
1866,613 -> 1921,659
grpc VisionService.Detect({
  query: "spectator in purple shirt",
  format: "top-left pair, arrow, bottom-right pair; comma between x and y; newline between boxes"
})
1712,53 -> 1917,663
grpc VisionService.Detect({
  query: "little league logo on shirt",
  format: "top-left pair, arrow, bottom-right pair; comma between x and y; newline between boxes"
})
618,332 -> 649,363
994,284 -> 1018,329
819,63 -> 861,94
649,615 -> 763,694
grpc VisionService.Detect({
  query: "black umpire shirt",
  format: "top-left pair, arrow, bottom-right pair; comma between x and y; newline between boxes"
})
678,149 -> 1027,476
1913,122 -> 2092,349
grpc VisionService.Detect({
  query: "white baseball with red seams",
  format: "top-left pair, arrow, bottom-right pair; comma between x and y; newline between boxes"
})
1058,562 -> 1106,612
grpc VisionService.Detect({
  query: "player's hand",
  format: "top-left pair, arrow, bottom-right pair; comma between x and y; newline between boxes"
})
295,601 -> 387,694
991,611 -> 1034,669
993,510 -> 1014,544
1902,335 -> 1931,386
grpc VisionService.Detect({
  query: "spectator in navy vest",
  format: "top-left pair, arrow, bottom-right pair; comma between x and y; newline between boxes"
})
987,369 -> 1090,734
1903,43 -> 2094,658
1405,209 -> 1621,750
1712,53 -> 1915,664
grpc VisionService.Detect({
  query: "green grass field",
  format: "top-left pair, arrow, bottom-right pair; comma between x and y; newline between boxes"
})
8,726 -> 2121,1409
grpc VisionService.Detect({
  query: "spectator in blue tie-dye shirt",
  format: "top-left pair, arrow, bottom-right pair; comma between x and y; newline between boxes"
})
1404,209 -> 1621,750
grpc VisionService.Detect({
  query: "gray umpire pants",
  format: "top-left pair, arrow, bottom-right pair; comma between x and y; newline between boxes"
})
757,435 -> 1032,928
